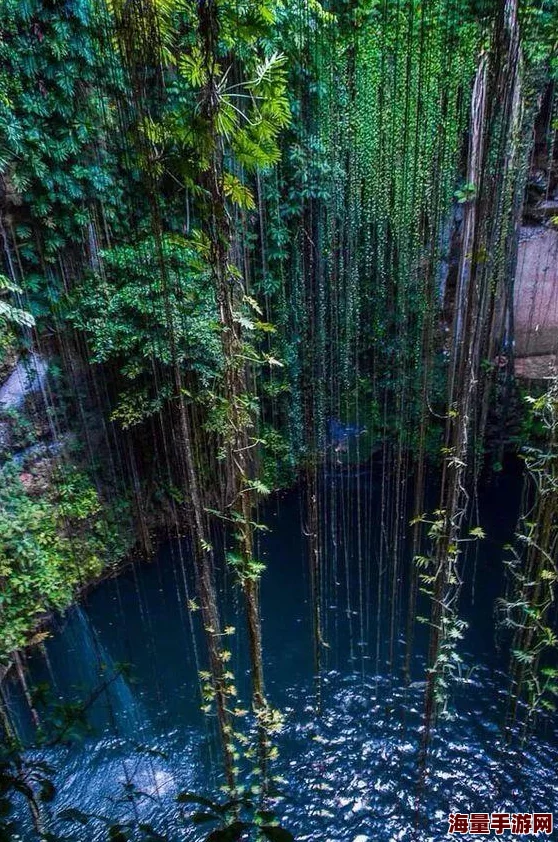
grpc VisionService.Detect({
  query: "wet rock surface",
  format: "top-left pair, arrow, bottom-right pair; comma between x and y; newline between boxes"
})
0,353 -> 48,411
514,226 -> 558,377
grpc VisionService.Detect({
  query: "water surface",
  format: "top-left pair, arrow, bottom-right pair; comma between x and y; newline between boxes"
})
7,464 -> 558,840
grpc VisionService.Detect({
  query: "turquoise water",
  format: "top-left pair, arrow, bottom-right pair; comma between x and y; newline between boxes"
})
6,463 -> 558,840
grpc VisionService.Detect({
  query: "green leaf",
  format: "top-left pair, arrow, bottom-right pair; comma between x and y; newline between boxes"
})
469,526 -> 485,539
223,173 -> 255,209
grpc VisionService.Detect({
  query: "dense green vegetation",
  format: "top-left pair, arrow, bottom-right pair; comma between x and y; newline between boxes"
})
71,235 -> 223,428
0,463 -> 132,657
0,0 -> 557,837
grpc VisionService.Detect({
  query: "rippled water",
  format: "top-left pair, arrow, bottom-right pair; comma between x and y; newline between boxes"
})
275,670 -> 558,840
6,466 -> 558,840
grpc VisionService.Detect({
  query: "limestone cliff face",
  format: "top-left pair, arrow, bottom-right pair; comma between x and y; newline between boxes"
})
514,226 -> 558,367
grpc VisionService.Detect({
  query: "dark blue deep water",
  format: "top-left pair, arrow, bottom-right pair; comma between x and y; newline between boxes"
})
5,463 -> 558,840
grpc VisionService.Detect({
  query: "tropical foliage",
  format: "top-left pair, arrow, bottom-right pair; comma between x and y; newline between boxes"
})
0,463 -> 132,661
0,0 -> 558,835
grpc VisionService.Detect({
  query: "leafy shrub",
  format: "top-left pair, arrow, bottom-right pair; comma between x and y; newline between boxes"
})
0,463 -> 132,661
71,234 -> 223,427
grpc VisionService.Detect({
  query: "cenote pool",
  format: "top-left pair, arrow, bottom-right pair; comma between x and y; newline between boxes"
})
5,464 -> 558,841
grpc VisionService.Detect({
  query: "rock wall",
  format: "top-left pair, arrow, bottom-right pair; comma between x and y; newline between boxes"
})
513,226 -> 558,372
